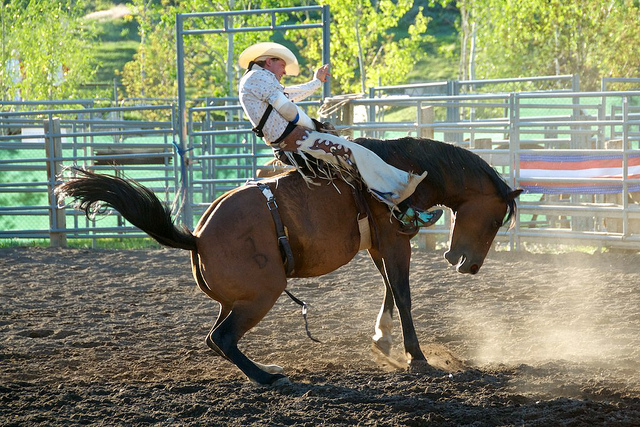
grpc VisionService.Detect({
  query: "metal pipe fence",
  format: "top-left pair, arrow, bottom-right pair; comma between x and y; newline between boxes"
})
319,90 -> 640,250
3,87 -> 640,251
0,104 -> 179,245
175,5 -> 332,228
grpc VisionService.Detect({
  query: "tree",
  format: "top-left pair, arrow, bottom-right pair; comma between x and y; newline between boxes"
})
119,0 -> 178,101
121,0 -> 279,101
0,0 -> 99,101
298,0 -> 431,94
439,0 -> 640,90
120,0 -> 433,100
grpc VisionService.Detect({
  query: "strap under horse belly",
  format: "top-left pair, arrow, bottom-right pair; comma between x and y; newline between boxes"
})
249,180 -> 372,277
250,180 -> 322,343
251,181 -> 295,276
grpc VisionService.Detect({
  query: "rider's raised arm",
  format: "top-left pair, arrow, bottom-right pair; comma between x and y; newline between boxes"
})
284,78 -> 322,102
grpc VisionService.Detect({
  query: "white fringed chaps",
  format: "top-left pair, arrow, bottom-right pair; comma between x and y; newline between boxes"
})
281,130 -> 427,208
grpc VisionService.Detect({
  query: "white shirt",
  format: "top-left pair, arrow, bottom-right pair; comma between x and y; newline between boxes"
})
239,64 -> 321,143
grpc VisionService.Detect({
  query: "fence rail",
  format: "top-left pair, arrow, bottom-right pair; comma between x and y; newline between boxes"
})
3,84 -> 640,251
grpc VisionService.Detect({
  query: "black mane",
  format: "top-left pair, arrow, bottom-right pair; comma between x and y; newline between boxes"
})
354,136 -> 518,225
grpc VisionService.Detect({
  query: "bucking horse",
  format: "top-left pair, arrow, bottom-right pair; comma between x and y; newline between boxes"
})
55,136 -> 522,385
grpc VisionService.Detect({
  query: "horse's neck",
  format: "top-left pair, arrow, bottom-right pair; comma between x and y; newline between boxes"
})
416,142 -> 490,211
357,137 -> 495,212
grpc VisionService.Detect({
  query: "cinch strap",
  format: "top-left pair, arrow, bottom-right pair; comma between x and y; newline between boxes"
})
254,182 -> 295,275
251,180 -> 321,344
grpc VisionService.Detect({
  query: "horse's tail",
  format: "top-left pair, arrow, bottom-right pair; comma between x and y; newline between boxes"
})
55,168 -> 197,251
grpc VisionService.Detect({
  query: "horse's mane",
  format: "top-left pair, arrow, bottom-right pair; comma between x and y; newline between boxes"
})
354,136 -> 518,225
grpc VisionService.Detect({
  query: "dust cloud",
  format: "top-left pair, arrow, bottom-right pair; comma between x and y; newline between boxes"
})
445,251 -> 639,381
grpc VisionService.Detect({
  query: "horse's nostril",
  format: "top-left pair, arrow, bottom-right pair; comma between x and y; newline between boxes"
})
470,264 -> 479,274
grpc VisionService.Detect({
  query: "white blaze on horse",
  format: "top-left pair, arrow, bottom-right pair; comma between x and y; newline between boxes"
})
56,136 -> 522,385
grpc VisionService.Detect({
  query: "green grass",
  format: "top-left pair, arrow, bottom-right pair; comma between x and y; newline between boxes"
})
382,2 -> 460,86
408,33 -> 459,83
0,237 -> 163,250
88,3 -> 140,86
94,40 -> 139,84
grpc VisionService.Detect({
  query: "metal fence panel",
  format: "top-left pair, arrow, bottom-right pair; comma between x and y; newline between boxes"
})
4,87 -> 640,251
0,104 -> 179,245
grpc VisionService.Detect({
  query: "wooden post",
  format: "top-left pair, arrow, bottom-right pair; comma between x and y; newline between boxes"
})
473,138 -> 492,149
415,105 -> 439,250
320,95 -> 360,139
420,105 -> 434,139
604,139 -> 622,231
414,230 -> 438,251
341,100 -> 354,139
45,117 -> 67,248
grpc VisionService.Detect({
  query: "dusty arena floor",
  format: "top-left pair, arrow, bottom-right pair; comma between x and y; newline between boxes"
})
1,246 -> 639,426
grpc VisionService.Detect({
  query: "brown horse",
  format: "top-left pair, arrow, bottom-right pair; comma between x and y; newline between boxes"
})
56,136 -> 521,385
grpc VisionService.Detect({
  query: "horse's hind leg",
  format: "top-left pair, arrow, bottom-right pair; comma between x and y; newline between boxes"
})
205,304 -> 230,359
191,251 -> 232,360
204,304 -> 284,374
209,296 -> 287,385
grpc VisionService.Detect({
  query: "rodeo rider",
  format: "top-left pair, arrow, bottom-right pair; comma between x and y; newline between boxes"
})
238,42 -> 443,231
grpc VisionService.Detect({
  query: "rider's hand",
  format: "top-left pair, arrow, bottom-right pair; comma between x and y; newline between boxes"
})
315,64 -> 331,83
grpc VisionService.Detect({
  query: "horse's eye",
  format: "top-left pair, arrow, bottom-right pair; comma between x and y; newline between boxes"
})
493,219 -> 502,229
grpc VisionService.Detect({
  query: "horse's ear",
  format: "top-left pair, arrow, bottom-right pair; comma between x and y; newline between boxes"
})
508,189 -> 524,200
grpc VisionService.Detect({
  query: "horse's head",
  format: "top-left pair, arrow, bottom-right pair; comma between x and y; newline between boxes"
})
353,137 -> 523,274
444,188 -> 522,274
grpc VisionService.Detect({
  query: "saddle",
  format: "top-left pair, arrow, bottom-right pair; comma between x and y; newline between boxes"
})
266,122 -> 375,254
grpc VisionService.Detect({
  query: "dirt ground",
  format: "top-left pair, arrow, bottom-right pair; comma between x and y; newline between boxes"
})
1,246 -> 639,426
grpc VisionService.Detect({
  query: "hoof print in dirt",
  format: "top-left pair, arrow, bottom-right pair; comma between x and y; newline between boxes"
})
18,329 -> 54,339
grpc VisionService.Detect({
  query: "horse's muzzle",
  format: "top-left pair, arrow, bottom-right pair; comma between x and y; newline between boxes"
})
444,250 -> 481,275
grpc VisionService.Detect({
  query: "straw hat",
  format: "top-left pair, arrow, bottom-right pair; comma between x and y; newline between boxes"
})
238,42 -> 300,76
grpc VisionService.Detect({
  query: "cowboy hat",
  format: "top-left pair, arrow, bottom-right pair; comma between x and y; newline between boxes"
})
238,42 -> 300,76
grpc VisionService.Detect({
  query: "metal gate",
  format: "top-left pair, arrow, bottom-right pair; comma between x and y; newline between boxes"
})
175,5 -> 331,227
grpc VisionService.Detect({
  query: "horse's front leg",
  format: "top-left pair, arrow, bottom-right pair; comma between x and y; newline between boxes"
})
369,245 -> 429,372
370,258 -> 395,355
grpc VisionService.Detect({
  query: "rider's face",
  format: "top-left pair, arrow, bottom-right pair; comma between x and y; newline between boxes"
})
264,57 -> 286,81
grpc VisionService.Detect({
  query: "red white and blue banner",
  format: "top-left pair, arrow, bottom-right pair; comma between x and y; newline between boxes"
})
519,153 -> 640,194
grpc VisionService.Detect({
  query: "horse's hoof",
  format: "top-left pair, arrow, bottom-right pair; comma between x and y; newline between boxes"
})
271,376 -> 291,386
407,359 -> 432,374
256,363 -> 285,375
372,338 -> 392,356
249,373 -> 289,387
